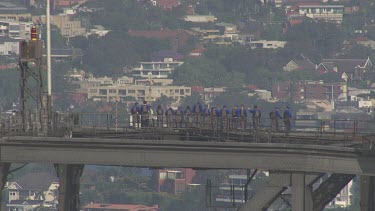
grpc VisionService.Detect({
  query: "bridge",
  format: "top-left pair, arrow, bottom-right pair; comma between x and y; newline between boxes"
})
1,113 -> 375,211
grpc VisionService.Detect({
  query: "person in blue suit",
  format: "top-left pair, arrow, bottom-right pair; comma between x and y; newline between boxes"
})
156,104 -> 164,128
165,106 -> 175,128
238,104 -> 248,130
130,102 -> 140,128
220,105 -> 230,129
175,106 -> 184,128
231,105 -> 239,129
184,106 -> 192,128
270,106 -> 283,131
283,106 -> 293,133
202,104 -> 211,129
140,101 -> 151,127
192,101 -> 203,128
249,105 -> 261,130
211,106 -> 219,129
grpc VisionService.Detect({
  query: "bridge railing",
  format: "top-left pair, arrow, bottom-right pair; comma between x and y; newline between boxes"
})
0,111 -> 74,137
71,112 -> 375,135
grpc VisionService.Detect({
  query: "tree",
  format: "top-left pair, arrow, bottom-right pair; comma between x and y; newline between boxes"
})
83,31 -> 170,76
172,57 -> 245,87
285,20 -> 347,60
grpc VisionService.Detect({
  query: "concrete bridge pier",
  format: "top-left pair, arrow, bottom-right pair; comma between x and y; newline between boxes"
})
361,176 -> 375,211
56,164 -> 84,211
0,163 -> 10,208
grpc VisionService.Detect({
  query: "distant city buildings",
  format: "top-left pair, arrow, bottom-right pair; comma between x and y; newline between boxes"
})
0,2 -> 31,21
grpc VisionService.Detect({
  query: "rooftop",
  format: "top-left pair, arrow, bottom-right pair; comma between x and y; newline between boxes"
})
15,172 -> 58,191
299,5 -> 344,8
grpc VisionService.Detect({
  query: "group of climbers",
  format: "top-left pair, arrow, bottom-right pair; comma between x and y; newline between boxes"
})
130,101 -> 293,131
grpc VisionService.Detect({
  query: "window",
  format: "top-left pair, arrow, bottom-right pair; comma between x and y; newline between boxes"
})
160,172 -> 167,179
119,90 -> 126,95
186,89 -> 190,93
109,89 -> 116,94
99,89 -> 107,95
175,89 -> 179,94
89,89 -> 97,93
128,90 -> 135,94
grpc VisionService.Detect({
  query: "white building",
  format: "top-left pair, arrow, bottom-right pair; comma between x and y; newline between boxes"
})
250,40 -> 286,49
0,20 -> 33,40
184,15 -> 217,23
132,58 -> 183,79
255,89 -> 272,99
298,5 -> 344,23
78,76 -> 191,102
0,37 -> 19,55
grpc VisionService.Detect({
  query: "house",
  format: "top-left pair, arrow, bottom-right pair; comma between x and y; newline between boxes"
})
283,56 -> 316,72
272,80 -> 347,101
254,90 -> 272,100
6,200 -> 44,211
249,40 -> 286,49
189,47 -> 205,57
215,22 -> 238,35
317,58 -> 373,81
4,172 -> 59,211
157,169 -> 196,194
86,25 -> 110,37
151,0 -> 180,11
83,203 -> 159,211
184,15 -> 217,23
354,37 -> 375,50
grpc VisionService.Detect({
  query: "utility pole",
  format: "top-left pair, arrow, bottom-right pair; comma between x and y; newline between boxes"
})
46,0 -> 52,119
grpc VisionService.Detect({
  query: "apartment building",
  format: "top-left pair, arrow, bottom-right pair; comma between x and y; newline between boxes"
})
79,76 -> 191,102
34,14 -> 86,38
272,80 -> 347,101
0,20 -> 33,40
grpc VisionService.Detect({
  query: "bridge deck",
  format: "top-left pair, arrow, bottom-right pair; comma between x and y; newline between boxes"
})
1,136 -> 375,176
